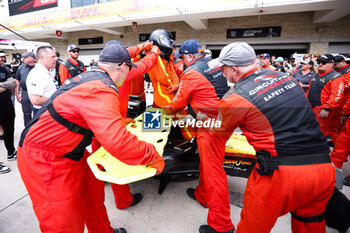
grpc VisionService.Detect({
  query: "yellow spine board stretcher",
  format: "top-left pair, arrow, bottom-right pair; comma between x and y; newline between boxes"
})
87,108 -> 172,185
225,133 -> 256,156
224,134 -> 257,178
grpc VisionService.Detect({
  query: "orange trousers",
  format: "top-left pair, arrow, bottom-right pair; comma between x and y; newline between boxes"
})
331,119 -> 350,169
110,183 -> 134,209
194,130 -> 234,232
17,145 -> 113,233
313,106 -> 343,141
236,163 -> 335,233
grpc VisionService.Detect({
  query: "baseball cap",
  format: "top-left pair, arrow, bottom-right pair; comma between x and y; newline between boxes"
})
175,40 -> 203,57
317,54 -> 334,63
67,44 -> 80,52
334,54 -> 346,63
99,43 -> 137,68
22,52 -> 35,59
275,57 -> 284,62
208,42 -> 256,68
0,51 -> 6,57
300,59 -> 313,66
259,53 -> 270,59
105,40 -> 122,47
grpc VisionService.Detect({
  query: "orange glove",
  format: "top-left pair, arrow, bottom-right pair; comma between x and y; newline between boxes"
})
121,118 -> 136,126
137,41 -> 153,52
150,45 -> 161,56
167,84 -> 179,94
147,153 -> 165,175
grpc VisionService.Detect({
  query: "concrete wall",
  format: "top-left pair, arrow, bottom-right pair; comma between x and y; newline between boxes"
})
39,11 -> 350,61
309,42 -> 329,55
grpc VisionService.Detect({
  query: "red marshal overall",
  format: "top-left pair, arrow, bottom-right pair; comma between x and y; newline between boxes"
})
18,68 -> 159,233
215,68 -> 335,233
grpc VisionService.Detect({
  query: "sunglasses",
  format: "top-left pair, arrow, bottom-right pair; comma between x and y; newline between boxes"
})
119,62 -> 132,71
125,63 -> 132,71
317,60 -> 328,65
71,50 -> 79,53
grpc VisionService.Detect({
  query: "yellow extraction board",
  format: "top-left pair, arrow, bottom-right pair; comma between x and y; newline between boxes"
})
225,133 -> 256,156
87,108 -> 172,184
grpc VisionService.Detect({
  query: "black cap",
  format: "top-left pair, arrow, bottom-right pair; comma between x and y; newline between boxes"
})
99,43 -> 137,68
318,54 -> 334,63
334,55 -> 346,63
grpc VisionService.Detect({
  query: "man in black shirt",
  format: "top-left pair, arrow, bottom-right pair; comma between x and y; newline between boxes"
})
0,51 -> 17,173
15,52 -> 36,126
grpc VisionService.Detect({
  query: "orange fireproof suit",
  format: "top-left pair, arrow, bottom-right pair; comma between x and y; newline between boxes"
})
129,73 -> 145,99
307,68 -> 344,140
106,44 -> 159,209
148,55 -> 192,140
215,68 -> 334,233
17,68 -> 161,233
129,55 -> 146,99
148,56 -> 180,107
163,56 -> 232,232
118,44 -> 158,117
330,65 -> 350,168
331,97 -> 350,169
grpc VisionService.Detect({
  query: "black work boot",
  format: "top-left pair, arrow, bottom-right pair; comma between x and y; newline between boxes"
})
199,225 -> 235,233
186,188 -> 208,208
344,176 -> 350,187
117,193 -> 143,210
114,228 -> 127,233
129,193 -> 143,207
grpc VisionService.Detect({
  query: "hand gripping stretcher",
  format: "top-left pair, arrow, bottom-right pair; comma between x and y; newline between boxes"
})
87,108 -> 257,194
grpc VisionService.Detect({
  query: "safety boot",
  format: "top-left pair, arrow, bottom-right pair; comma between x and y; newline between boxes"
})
199,225 -> 235,233
114,228 -> 127,233
129,193 -> 143,207
344,176 -> 350,187
117,193 -> 143,210
186,188 -> 208,208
